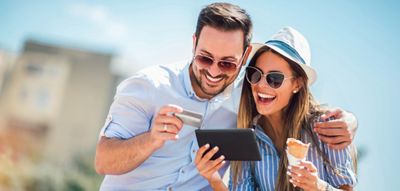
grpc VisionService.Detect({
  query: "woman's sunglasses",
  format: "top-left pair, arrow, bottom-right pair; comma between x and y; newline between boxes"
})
245,66 -> 294,89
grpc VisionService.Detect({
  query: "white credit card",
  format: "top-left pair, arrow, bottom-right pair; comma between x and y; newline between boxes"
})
174,109 -> 203,128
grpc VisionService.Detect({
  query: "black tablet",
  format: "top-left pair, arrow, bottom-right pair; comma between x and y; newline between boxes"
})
195,128 -> 261,161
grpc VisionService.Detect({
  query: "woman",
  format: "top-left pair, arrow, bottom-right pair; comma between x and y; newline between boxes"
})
195,27 -> 357,191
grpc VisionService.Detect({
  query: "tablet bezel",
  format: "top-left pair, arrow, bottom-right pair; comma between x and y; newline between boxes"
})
195,128 -> 261,161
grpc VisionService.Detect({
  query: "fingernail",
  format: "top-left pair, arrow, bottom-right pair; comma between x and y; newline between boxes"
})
175,135 -> 179,139
205,144 -> 210,148
287,171 -> 291,176
220,155 -> 225,160
213,146 -> 219,150
288,166 -> 292,170
297,173 -> 302,177
222,161 -> 226,164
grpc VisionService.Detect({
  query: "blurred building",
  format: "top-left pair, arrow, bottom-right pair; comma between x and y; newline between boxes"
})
0,49 -> 16,97
0,39 -> 121,162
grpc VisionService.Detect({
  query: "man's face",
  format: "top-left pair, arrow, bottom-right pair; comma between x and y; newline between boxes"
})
191,26 -> 245,99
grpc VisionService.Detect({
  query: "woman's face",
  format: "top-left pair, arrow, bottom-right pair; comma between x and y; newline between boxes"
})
250,51 -> 300,117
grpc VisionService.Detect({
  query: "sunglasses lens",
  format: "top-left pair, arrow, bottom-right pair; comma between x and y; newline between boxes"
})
195,55 -> 214,66
245,67 -> 262,84
266,73 -> 285,88
218,61 -> 237,73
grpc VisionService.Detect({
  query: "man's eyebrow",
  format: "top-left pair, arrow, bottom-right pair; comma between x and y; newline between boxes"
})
199,49 -> 238,61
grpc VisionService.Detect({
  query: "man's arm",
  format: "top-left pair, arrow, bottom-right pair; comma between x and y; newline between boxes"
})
314,108 -> 358,149
95,105 -> 183,175
96,133 -> 157,175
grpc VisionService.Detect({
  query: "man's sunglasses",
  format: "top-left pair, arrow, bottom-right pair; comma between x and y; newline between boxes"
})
193,47 -> 249,74
245,66 -> 294,89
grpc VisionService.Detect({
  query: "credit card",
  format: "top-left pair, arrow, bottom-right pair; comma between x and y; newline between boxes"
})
174,109 -> 203,128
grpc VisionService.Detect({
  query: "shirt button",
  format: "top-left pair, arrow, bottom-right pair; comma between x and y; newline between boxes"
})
192,149 -> 196,153
167,187 -> 172,191
181,170 -> 185,174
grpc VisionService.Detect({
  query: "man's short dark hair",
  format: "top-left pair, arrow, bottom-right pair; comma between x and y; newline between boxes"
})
195,3 -> 253,51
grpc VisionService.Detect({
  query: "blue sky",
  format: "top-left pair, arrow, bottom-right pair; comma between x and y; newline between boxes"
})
1,0 -> 399,189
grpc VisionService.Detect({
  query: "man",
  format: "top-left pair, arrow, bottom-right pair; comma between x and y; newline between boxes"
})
95,3 -> 357,191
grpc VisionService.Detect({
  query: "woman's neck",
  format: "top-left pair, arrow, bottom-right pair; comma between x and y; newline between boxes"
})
262,112 -> 285,152
266,112 -> 283,135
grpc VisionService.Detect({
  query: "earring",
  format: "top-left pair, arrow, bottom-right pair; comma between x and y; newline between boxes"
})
293,90 -> 298,93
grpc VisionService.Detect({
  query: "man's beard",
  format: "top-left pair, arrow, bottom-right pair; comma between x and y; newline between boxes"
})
195,69 -> 229,97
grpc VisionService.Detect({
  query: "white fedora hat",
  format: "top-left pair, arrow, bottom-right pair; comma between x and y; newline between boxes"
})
249,26 -> 317,85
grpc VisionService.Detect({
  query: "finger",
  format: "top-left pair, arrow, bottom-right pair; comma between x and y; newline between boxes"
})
203,160 -> 226,178
314,119 -> 347,129
158,104 -> 183,115
201,160 -> 225,180
288,171 -> 316,190
288,164 -> 317,181
197,147 -> 219,171
155,123 -> 180,135
289,177 -> 308,189
288,165 -> 307,176
155,131 -> 180,141
328,141 -> 351,149
195,144 -> 210,165
314,127 -> 350,136
299,161 -> 317,173
318,134 -> 351,145
202,146 -> 220,161
155,115 -> 184,130
322,108 -> 343,120
201,155 -> 225,173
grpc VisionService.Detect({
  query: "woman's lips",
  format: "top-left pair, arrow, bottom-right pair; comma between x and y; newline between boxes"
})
257,92 -> 276,104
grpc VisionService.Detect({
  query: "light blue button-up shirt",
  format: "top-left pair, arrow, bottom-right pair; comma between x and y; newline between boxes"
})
99,61 -> 245,191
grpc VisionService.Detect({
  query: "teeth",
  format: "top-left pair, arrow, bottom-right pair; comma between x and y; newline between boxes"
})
258,93 -> 275,99
205,75 -> 222,82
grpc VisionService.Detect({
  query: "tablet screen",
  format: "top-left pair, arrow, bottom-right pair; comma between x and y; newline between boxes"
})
195,128 -> 261,161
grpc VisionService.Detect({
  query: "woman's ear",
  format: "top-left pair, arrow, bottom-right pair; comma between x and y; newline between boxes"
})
292,78 -> 303,94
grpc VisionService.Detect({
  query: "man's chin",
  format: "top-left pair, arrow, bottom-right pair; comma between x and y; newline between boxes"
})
201,84 -> 225,97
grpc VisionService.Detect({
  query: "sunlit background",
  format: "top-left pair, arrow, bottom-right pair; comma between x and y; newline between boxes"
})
0,0 -> 398,190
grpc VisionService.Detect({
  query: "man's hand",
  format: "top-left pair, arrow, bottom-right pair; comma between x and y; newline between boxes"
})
149,104 -> 184,149
313,108 -> 358,149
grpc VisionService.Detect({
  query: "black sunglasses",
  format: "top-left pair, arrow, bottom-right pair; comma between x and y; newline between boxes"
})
245,66 -> 293,88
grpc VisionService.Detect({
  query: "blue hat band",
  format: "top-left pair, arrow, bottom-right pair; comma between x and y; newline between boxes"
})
265,40 -> 306,65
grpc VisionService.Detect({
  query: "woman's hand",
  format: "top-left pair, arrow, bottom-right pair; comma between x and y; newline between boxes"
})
194,144 -> 226,185
287,161 -> 327,191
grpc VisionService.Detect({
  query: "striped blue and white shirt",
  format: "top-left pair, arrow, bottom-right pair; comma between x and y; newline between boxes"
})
229,123 -> 357,191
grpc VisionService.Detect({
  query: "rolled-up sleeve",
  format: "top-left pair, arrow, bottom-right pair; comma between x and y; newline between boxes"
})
324,144 -> 357,188
228,161 -> 256,191
100,74 -> 155,139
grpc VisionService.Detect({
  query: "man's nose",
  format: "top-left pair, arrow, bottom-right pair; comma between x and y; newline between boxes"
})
207,62 -> 223,77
